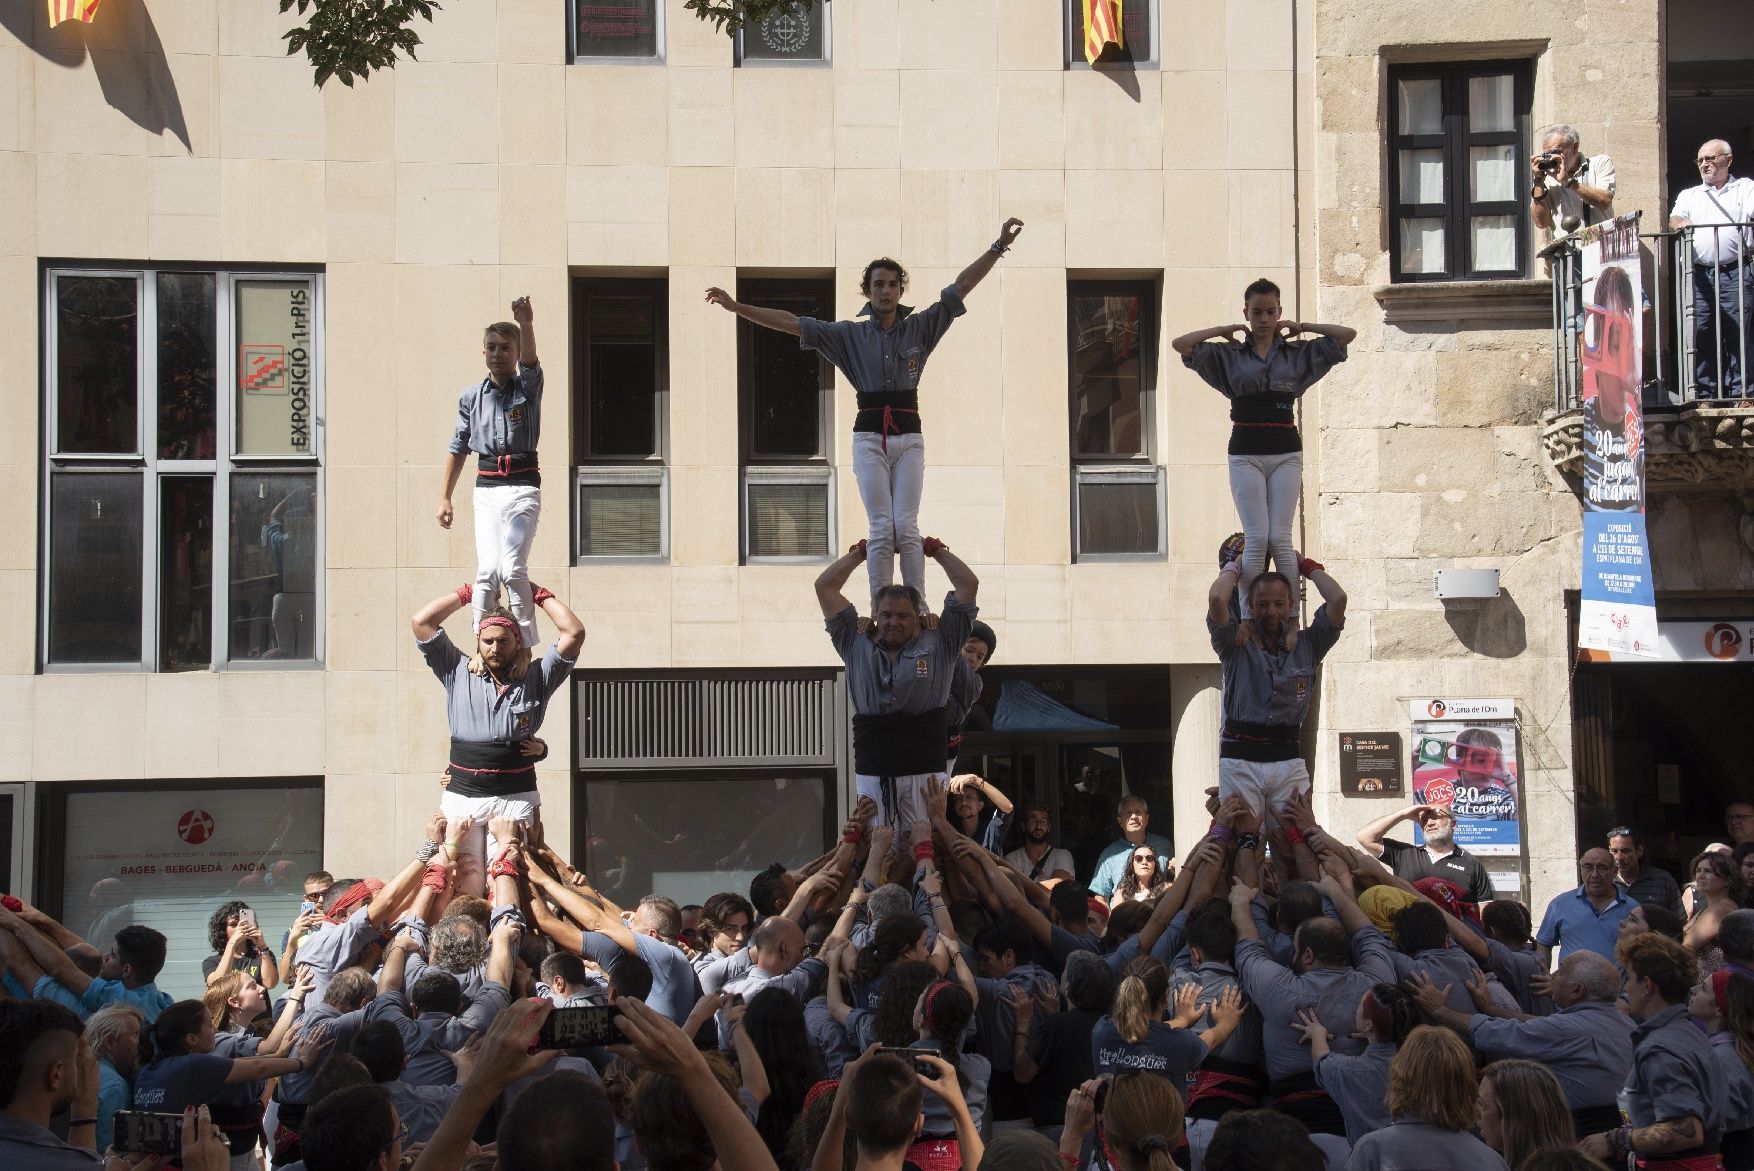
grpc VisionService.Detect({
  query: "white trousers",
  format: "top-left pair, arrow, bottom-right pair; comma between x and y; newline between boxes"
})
440,787 -> 540,897
852,431 -> 926,607
856,771 -> 946,859
1218,756 -> 1310,821
1227,451 -> 1302,617
472,483 -> 542,646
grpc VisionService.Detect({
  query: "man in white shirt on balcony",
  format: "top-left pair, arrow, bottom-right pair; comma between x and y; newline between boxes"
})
1672,139 -> 1754,400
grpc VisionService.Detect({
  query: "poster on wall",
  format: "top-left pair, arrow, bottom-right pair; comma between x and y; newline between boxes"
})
59,786 -> 323,999
1575,212 -> 1659,657
1406,700 -> 1523,894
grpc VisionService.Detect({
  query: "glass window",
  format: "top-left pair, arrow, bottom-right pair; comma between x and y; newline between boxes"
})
1388,62 -> 1531,281
43,268 -> 324,669
574,0 -> 661,60
738,0 -> 828,63
56,275 -> 139,455
47,474 -> 143,664
1077,476 -> 1160,555
1067,0 -> 1155,67
1069,279 -> 1162,561
581,774 -> 832,906
741,282 -> 832,461
55,783 -> 323,999
574,278 -> 668,562
1070,292 -> 1149,459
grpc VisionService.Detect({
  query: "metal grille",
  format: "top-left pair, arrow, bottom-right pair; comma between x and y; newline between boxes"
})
577,672 -> 841,768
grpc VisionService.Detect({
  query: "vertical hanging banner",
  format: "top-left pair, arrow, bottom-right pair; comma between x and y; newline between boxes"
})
1576,212 -> 1658,656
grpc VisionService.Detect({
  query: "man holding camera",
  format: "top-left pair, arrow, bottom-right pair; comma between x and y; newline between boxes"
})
1531,124 -> 1616,239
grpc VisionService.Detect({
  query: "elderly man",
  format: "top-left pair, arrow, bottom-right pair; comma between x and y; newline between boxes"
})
1414,949 -> 1635,1136
1727,801 -> 1754,848
1608,826 -> 1684,919
1580,933 -> 1728,1167
815,538 -> 979,845
1088,796 -> 1174,900
410,583 -> 585,894
83,1004 -> 142,1155
1531,123 -> 1617,239
1671,140 -> 1754,400
1537,847 -> 1636,966
1355,802 -> 1495,905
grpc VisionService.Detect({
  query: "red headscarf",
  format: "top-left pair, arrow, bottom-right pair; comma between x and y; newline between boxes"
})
1413,876 -> 1482,930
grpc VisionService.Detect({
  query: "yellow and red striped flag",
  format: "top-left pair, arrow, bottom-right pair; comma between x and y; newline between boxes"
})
48,0 -> 103,28
1083,0 -> 1123,65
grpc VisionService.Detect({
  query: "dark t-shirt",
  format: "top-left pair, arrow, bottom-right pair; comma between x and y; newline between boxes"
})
134,1053 -> 231,1113
1091,1018 -> 1208,1086
202,949 -> 270,987
1380,838 -> 1497,904
1026,1008 -> 1101,1126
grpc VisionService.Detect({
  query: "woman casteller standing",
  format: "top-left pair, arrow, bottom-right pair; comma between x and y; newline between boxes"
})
1173,281 -> 1355,616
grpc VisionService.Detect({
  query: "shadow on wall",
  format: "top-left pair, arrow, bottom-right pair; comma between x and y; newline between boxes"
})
1,0 -> 189,151
1442,587 -> 1528,658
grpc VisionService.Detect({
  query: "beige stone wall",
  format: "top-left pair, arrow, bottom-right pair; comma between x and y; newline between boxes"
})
1309,1 -> 1662,907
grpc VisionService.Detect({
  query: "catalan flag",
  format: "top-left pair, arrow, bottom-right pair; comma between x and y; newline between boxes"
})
48,0 -> 102,28
1083,0 -> 1123,65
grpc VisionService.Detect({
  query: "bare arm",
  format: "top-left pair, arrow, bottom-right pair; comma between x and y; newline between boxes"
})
436,453 -> 468,530
1305,561 -> 1348,627
511,297 -> 538,366
731,1018 -> 770,1103
705,288 -> 802,337
530,867 -> 637,956
367,814 -> 448,932
1137,840 -> 1220,957
1354,805 -> 1426,858
413,589 -> 467,643
1291,321 -> 1358,346
535,589 -> 586,662
1209,564 -> 1241,625
953,218 -> 1023,299
930,542 -> 979,608
814,544 -> 866,621
14,903 -> 85,952
0,912 -> 93,997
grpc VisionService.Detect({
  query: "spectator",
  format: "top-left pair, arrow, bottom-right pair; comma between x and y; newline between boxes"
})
1735,844 -> 1754,907
1607,828 -> 1684,920
497,1070 -> 617,1171
1087,797 -> 1175,902
299,1083 -> 402,1171
204,901 -> 281,991
1729,803 -> 1754,849
1355,804 -> 1495,905
0,911 -> 172,1024
1619,901 -> 1687,946
1518,1152 -> 1613,1171
1530,123 -> 1616,239
738,987 -> 823,1164
1004,803 -> 1077,887
1346,1026 -> 1510,1170
1670,140 -> 1754,400
946,774 -> 1014,856
1110,846 -> 1171,909
694,893 -> 755,977
1477,1060 -> 1576,1171
1690,970 -> 1754,1168
1579,933 -> 1727,1166
1686,850 -> 1743,975
1536,848 -> 1635,965
1058,1071 -> 1185,1171
1723,909 -> 1754,980
84,1003 -> 142,1155
1202,1108 -> 1327,1171
1295,982 -> 1418,1146
1014,949 -> 1113,1135
0,999 -> 102,1167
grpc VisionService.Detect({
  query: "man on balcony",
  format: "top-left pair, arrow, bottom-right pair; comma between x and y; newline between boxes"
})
1672,139 -> 1754,400
1530,124 -> 1616,241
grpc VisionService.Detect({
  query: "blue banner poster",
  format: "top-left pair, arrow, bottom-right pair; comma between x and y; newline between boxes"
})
1576,212 -> 1659,656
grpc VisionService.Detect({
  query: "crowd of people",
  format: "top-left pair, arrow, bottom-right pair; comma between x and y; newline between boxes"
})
4,781 -> 1754,1171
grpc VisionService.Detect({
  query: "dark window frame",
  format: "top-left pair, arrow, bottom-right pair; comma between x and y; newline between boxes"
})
1066,277 -> 1165,562
733,0 -> 831,67
572,276 -> 670,465
1387,59 -> 1534,283
1062,0 -> 1158,70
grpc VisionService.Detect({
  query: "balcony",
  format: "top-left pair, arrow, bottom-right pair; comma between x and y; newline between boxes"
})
1542,224 -> 1754,492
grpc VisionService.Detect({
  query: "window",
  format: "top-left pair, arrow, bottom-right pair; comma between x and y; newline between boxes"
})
573,278 -> 668,560
43,269 -> 323,670
735,0 -> 829,65
571,0 -> 662,60
739,277 -> 835,561
1068,279 -> 1164,559
1064,0 -> 1156,68
1388,61 -> 1533,281
42,781 -> 323,999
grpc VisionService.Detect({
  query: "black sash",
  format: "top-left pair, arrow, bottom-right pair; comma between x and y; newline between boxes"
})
447,738 -> 541,798
852,708 -> 948,776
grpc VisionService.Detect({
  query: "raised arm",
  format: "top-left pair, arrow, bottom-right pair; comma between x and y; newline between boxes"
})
1137,839 -> 1223,957
815,543 -> 867,620
1209,563 -> 1241,625
705,288 -> 802,337
0,909 -> 93,998
368,812 -> 450,933
533,586 -> 585,661
529,865 -> 637,956
1172,323 -> 1244,357
511,296 -> 538,367
929,541 -> 978,607
413,588 -> 468,642
953,218 -> 1023,299
1354,805 -> 1427,858
1314,872 -> 1371,937
1301,556 -> 1348,627
1285,321 -> 1357,346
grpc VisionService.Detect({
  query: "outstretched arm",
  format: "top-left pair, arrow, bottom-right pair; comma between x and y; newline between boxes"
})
953,218 -> 1023,298
705,288 -> 802,336
815,543 -> 867,620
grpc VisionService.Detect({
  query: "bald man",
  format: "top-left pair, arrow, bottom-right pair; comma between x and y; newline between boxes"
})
1672,139 -> 1754,400
1536,847 -> 1636,966
716,917 -> 826,1048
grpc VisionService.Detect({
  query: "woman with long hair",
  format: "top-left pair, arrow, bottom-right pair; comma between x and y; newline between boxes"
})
1685,850 -> 1742,975
1346,1026 -> 1511,1170
1059,1070 -> 1187,1171
1110,846 -> 1170,909
200,970 -> 309,1169
736,986 -> 824,1164
847,912 -> 933,1009
913,980 -> 989,1140
1092,956 -> 1243,1087
1690,970 -> 1754,1168
1477,1059 -> 1577,1170
832,958 -> 937,1055
1295,981 -> 1419,1145
134,999 -> 330,1171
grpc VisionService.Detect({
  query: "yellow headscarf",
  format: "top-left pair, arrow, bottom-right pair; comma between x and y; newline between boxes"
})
1358,885 -> 1421,941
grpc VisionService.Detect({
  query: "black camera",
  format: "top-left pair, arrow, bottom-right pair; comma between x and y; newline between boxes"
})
535,1004 -> 621,1050
1537,152 -> 1564,174
114,1111 -> 184,1155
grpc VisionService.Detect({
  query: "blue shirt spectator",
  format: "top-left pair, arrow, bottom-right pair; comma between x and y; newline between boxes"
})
1537,850 -> 1635,963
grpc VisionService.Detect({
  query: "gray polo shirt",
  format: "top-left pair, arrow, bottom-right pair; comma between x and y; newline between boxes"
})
829,592 -> 977,718
0,1116 -> 102,1171
1483,938 -> 1555,1016
972,961 -> 1057,1074
296,907 -> 383,1004
1345,1119 -> 1510,1171
798,286 -> 966,410
366,985 -> 509,1087
1210,606 -> 1343,739
1234,924 -> 1398,1084
447,364 -> 543,457
1711,1030 -> 1754,1133
1172,961 -> 1262,1067
277,999 -> 371,1105
1389,946 -> 1512,1016
385,1079 -> 462,1145
1622,1002 -> 1726,1150
1313,1040 -> 1395,1145
418,630 -> 574,746
1468,999 -> 1635,1110
717,959 -> 827,1049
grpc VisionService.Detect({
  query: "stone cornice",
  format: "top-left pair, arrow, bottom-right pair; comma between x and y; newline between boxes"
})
1543,402 -> 1754,489
1373,278 -> 1553,326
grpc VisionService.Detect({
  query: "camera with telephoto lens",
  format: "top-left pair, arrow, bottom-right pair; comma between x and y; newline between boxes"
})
1537,152 -> 1564,174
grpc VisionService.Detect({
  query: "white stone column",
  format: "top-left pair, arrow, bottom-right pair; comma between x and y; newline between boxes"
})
1170,664 -> 1224,857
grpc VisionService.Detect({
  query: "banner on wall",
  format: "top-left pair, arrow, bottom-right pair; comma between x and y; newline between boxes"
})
1575,212 -> 1659,657
1406,698 -> 1522,871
